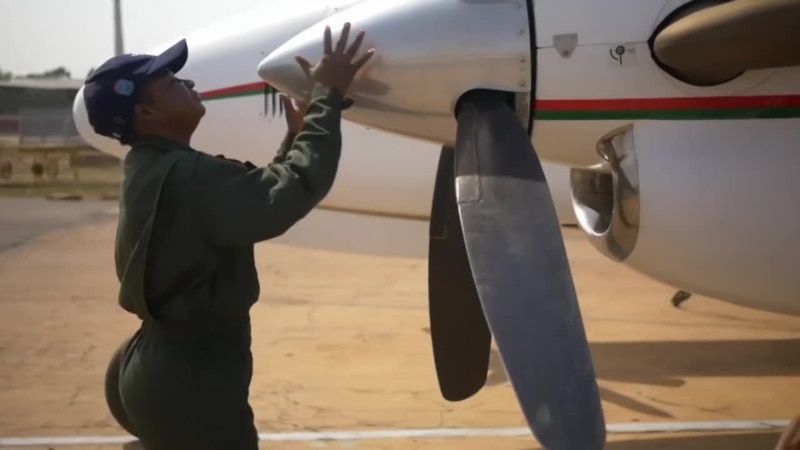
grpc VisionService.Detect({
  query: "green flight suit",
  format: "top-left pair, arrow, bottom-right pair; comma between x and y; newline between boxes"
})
111,84 -> 344,450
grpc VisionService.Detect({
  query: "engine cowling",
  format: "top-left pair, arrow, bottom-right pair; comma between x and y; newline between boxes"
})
570,119 -> 800,317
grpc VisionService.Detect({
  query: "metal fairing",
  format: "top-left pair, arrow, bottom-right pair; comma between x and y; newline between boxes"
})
258,0 -> 534,146
573,118 -> 800,317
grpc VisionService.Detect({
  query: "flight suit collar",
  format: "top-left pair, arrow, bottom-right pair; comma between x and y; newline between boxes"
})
131,135 -> 197,153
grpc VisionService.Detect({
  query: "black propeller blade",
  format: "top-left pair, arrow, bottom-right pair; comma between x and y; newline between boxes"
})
428,145 -> 492,401
444,90 -> 606,450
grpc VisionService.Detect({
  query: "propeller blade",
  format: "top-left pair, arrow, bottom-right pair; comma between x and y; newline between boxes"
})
452,90 -> 605,450
428,145 -> 492,402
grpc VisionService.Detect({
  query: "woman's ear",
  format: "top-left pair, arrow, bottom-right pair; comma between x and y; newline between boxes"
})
133,103 -> 157,120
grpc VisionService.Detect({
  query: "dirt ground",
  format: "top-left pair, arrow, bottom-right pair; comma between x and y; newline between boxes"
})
0,205 -> 798,449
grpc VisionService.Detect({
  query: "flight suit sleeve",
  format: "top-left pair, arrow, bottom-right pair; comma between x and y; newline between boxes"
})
271,132 -> 297,165
193,84 -> 344,247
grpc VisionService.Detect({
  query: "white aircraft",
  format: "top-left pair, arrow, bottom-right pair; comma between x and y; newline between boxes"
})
72,0 -> 800,448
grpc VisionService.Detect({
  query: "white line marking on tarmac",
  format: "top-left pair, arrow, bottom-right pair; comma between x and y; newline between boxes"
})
0,420 -> 791,446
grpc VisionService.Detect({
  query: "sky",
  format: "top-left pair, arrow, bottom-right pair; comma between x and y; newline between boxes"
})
0,0 -> 270,79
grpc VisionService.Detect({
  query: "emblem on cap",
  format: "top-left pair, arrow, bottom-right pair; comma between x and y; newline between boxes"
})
113,79 -> 135,97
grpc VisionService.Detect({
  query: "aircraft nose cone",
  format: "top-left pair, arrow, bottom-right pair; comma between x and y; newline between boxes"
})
257,43 -> 316,101
72,87 -> 92,141
71,85 -> 129,159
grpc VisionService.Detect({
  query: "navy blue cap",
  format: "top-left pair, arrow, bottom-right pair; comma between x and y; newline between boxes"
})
83,39 -> 189,142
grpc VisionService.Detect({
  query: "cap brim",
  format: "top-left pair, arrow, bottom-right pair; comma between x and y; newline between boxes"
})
144,39 -> 189,76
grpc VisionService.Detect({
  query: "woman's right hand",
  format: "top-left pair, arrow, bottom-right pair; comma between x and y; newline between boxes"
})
295,22 -> 375,95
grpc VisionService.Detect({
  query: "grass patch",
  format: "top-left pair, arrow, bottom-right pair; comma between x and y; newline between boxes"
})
0,181 -> 120,199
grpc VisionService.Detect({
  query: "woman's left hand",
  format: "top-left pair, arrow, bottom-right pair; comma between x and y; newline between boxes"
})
281,94 -> 309,135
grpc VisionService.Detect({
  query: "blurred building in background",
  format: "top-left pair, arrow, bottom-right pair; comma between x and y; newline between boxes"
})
0,77 -> 122,185
0,78 -> 86,146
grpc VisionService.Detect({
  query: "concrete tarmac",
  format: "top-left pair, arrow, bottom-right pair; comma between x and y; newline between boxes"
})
0,198 -> 117,253
0,202 -> 798,449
